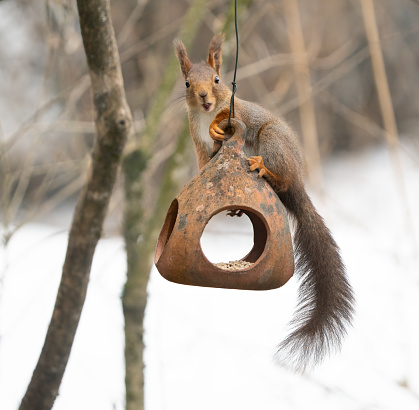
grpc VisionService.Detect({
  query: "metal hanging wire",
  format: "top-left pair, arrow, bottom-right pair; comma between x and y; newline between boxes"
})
228,0 -> 239,127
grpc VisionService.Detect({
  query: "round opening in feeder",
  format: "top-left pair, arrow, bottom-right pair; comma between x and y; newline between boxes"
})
200,207 -> 268,271
155,198 -> 178,265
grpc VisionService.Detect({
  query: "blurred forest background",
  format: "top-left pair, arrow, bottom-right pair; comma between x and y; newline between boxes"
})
1,0 -> 419,408
1,0 -> 419,239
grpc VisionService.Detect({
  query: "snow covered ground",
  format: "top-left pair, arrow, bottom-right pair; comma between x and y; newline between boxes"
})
1,144 -> 418,410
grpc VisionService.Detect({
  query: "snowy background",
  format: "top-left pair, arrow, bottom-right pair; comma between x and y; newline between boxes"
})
1,1 -> 419,408
1,143 -> 418,410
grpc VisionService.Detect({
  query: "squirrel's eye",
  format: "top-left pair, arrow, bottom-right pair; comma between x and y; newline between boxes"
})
185,80 -> 190,88
214,76 -> 220,84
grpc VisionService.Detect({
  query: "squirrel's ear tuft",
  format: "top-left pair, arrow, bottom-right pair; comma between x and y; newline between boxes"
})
208,33 -> 225,75
174,39 -> 192,79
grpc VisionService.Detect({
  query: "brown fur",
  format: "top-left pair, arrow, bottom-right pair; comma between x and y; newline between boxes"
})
174,34 -> 355,372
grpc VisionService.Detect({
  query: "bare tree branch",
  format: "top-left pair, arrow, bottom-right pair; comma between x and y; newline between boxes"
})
360,0 -> 417,252
284,0 -> 323,188
122,0 -> 208,407
18,0 -> 132,408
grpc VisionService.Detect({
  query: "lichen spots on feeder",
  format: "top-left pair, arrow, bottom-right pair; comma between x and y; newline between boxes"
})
260,202 -> 275,216
177,214 -> 188,231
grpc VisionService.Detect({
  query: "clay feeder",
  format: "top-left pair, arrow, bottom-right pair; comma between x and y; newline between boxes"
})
154,119 -> 294,290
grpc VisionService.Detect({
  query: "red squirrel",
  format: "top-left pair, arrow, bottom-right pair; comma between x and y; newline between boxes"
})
174,34 -> 355,372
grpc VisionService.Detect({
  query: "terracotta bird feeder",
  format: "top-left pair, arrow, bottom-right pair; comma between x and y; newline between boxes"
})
154,119 -> 294,290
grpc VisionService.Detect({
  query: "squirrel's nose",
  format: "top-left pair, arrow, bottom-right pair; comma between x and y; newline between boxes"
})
199,91 -> 208,99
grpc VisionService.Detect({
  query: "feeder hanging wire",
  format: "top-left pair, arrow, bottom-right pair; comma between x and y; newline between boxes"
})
228,0 -> 239,128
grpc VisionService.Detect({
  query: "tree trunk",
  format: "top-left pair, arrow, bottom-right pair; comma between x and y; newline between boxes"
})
121,1 -> 208,408
19,1 -> 132,409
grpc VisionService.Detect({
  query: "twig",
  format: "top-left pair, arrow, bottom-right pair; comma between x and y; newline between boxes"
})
284,0 -> 323,188
18,166 -> 88,230
117,0 -> 150,47
320,91 -> 384,141
231,52 -> 296,81
2,74 -> 90,154
361,0 -> 399,150
119,16 -> 184,63
6,132 -> 46,227
278,46 -> 371,115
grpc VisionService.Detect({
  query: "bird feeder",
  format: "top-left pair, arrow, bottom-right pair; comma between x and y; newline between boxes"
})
154,119 -> 294,290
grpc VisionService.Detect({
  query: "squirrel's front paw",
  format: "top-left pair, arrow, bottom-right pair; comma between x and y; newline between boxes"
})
248,156 -> 267,178
226,209 -> 244,217
209,123 -> 225,142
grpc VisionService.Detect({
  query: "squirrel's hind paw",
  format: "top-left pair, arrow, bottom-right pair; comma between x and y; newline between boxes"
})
248,156 -> 267,178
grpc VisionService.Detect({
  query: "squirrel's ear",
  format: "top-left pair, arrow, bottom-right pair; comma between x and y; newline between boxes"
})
174,39 -> 192,79
208,33 -> 225,75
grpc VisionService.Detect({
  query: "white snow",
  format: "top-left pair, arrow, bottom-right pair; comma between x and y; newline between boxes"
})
1,144 -> 419,409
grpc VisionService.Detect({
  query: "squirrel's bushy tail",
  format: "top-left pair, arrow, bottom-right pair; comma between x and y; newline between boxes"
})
277,183 -> 355,372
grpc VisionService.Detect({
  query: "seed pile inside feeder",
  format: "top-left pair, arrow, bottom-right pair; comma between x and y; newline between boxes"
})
215,260 -> 254,270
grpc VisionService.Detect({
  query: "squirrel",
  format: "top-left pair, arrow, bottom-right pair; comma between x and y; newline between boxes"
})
174,33 -> 355,372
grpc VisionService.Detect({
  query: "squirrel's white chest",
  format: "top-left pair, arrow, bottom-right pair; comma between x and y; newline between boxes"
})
192,112 -> 216,153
